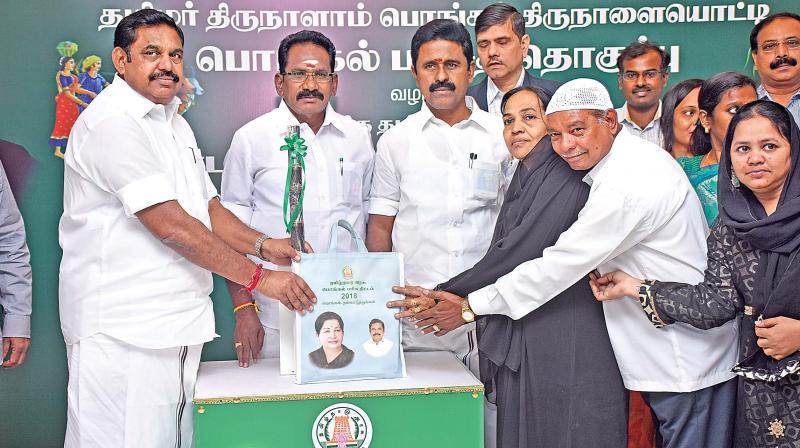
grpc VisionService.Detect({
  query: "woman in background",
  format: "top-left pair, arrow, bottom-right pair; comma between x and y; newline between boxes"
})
49,56 -> 94,159
679,72 -> 757,225
660,79 -> 704,159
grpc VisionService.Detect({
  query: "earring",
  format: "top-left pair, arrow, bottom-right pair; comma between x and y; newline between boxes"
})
703,126 -> 710,134
731,171 -> 740,188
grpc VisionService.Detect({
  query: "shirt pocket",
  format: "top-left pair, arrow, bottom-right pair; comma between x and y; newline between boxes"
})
336,161 -> 364,205
468,160 -> 501,204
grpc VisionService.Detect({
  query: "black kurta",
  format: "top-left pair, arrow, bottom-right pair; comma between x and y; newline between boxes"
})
439,139 -> 627,448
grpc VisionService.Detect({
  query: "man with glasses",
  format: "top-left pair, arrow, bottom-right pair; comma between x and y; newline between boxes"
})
221,30 -> 374,366
615,40 -> 670,146
751,12 -> 800,125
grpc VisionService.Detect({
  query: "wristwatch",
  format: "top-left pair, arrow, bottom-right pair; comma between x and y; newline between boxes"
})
461,298 -> 475,323
254,233 -> 270,261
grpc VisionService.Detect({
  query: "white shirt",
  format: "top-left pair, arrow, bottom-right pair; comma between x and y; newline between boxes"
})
60,75 -> 217,349
370,97 -> 508,351
468,129 -> 738,392
616,101 -> 663,147
221,101 -> 374,329
486,70 -> 525,117
362,338 -> 394,357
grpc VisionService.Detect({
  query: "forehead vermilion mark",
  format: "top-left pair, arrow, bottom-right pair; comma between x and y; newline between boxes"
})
301,59 -> 319,69
433,58 -> 443,63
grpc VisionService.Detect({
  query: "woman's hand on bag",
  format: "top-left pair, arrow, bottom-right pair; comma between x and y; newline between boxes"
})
256,270 -> 316,314
755,316 -> 800,360
388,285 -> 436,319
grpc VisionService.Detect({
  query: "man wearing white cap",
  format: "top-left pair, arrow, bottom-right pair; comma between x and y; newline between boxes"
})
415,79 -> 739,447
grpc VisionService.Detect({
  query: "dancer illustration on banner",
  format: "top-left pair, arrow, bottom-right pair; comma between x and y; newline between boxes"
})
48,41 -> 94,159
76,55 -> 108,112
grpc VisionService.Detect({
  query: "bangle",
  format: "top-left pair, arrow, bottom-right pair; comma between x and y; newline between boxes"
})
239,264 -> 263,295
254,234 -> 270,261
233,300 -> 261,314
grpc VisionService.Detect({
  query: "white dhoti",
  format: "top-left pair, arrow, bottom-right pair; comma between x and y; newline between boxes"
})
64,334 -> 202,448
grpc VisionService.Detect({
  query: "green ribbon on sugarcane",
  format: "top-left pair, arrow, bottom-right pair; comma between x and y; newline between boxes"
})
280,133 -> 307,233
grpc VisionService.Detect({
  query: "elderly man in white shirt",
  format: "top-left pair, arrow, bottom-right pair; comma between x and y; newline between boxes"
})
60,11 -> 314,448
368,20 -> 508,375
413,79 -> 739,448
222,30 -> 374,366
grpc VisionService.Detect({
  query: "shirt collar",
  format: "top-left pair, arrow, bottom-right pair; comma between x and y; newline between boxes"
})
583,127 -> 630,186
486,69 -> 526,105
276,100 -> 345,134
111,74 -> 181,120
418,96 -> 493,131
617,101 -> 662,130
758,84 -> 800,101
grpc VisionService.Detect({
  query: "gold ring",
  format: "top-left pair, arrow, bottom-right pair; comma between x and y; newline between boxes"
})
410,299 -> 418,307
432,324 -> 441,332
412,306 -> 422,313
234,342 -> 243,348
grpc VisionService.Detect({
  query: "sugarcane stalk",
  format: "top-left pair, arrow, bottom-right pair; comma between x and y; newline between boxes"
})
287,125 -> 305,252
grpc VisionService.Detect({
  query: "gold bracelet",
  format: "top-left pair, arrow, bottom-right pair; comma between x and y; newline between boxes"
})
233,300 -> 261,314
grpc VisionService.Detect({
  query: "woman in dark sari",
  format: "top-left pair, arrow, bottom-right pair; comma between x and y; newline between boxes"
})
395,87 -> 627,447
592,100 -> 800,447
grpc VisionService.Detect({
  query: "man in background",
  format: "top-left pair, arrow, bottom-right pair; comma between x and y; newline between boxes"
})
751,12 -> 800,124
616,40 -> 670,146
468,3 -> 560,116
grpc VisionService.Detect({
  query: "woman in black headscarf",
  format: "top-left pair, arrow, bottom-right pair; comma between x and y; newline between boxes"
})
592,100 -> 800,447
396,87 -> 627,447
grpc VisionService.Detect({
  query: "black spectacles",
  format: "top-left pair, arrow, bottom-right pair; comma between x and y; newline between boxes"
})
759,38 -> 800,53
620,70 -> 664,81
282,70 -> 335,83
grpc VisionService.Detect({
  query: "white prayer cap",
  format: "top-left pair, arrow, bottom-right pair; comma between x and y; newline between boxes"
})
545,78 -> 614,115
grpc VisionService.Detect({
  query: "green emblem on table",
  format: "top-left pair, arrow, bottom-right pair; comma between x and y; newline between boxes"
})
312,403 -> 372,448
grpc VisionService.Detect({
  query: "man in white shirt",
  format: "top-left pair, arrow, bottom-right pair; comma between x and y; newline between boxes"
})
615,40 -> 670,146
416,79 -> 739,448
60,10 -> 314,447
368,20 -> 508,448
362,319 -> 394,357
368,19 -> 508,374
221,30 -> 374,366
467,3 -> 560,116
